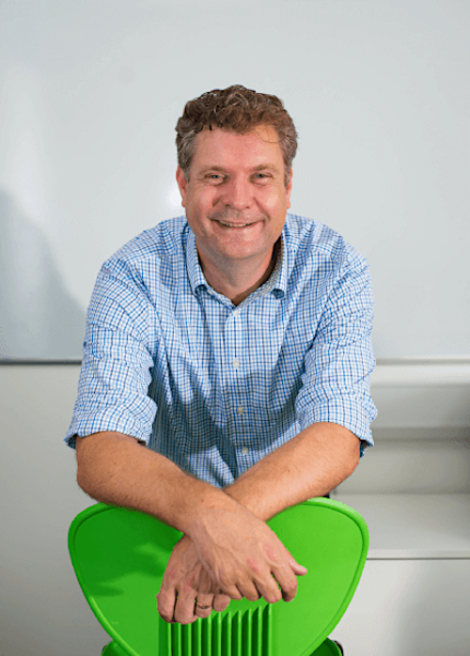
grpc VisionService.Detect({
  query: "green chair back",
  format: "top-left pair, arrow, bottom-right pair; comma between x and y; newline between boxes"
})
69,498 -> 368,656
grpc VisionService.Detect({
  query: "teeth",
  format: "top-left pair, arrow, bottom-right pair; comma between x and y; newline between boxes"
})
217,221 -> 252,227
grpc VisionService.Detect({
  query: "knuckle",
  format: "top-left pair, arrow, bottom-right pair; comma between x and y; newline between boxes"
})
246,557 -> 262,575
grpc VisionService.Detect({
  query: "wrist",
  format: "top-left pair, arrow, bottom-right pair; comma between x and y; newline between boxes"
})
182,483 -> 245,539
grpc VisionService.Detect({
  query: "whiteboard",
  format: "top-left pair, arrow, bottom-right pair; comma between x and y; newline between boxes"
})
1,0 -> 469,360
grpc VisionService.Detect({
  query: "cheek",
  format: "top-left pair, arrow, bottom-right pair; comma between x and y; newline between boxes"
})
264,191 -> 289,216
192,190 -> 218,213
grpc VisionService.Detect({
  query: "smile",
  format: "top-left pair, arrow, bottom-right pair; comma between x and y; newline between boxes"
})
213,220 -> 258,228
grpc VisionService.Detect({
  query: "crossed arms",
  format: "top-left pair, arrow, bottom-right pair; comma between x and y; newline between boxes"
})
75,421 -> 360,624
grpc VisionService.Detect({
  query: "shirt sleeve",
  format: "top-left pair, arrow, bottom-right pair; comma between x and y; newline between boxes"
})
64,258 -> 157,448
295,247 -> 377,454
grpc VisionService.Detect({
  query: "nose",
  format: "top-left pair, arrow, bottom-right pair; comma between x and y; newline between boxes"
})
220,176 -> 252,211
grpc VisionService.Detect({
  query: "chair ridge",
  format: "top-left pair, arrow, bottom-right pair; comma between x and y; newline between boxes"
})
160,605 -> 272,656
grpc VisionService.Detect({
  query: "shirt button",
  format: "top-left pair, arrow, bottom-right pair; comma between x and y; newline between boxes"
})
232,358 -> 240,369
237,406 -> 244,414
233,309 -> 240,317
241,447 -> 249,455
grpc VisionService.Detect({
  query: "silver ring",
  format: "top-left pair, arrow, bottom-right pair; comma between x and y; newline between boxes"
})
196,603 -> 211,610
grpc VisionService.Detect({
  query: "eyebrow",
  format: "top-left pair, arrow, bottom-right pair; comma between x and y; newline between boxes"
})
199,163 -> 282,174
251,163 -> 282,172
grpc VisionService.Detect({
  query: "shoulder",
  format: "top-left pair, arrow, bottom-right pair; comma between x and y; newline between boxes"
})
284,213 -> 369,277
111,216 -> 188,264
100,217 -> 189,283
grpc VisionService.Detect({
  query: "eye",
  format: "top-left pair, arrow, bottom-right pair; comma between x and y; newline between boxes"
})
205,173 -> 224,184
253,172 -> 270,183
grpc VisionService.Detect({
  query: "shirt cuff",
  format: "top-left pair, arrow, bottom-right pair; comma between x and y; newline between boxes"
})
64,408 -> 154,449
299,401 -> 375,454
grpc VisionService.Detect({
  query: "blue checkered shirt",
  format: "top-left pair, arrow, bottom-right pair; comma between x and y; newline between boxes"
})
66,214 -> 376,488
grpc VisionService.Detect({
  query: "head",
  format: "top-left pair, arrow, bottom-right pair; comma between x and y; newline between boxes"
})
175,86 -> 297,292
176,85 -> 298,187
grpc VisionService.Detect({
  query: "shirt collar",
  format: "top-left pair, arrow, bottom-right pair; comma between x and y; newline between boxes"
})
184,221 -> 289,300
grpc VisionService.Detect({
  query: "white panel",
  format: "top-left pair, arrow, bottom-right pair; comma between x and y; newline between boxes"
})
371,360 -> 470,439
0,364 -> 109,656
331,559 -> 470,656
337,493 -> 470,559
337,437 -> 470,494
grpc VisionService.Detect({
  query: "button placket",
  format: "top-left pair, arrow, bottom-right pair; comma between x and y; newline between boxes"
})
225,306 -> 251,455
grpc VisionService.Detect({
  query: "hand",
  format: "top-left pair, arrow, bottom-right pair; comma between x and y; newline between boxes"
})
187,503 -> 307,605
157,534 -> 231,625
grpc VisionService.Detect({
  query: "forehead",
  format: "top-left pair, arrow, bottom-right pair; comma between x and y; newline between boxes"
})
191,125 -> 284,169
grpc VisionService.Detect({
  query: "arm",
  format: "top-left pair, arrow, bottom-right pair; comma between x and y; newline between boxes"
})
155,421 -> 358,623
76,430 -> 237,536
224,421 -> 360,521
76,431 -> 307,622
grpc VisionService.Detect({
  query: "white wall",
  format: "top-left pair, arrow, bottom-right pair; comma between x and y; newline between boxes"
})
1,0 -> 469,359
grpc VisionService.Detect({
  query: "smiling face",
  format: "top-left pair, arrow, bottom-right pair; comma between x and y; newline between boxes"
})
176,125 -> 292,277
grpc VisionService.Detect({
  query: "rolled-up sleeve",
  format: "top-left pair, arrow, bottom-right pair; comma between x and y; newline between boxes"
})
295,249 -> 377,453
65,259 -> 157,448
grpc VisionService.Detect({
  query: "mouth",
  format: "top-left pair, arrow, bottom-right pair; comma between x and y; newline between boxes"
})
211,219 -> 259,229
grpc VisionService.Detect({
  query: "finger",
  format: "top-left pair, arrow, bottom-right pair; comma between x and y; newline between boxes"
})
235,579 -> 262,602
173,590 -> 199,625
218,582 -> 243,601
156,587 -> 177,624
194,593 -> 214,619
213,593 -> 231,612
271,564 -> 298,602
256,583 -> 282,604
251,574 -> 282,605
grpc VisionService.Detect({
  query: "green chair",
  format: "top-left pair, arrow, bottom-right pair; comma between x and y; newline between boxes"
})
69,498 -> 368,656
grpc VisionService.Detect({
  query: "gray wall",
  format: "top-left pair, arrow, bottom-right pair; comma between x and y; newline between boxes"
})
1,0 -> 469,359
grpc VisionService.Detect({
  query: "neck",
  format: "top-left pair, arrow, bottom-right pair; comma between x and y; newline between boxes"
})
198,241 -> 280,306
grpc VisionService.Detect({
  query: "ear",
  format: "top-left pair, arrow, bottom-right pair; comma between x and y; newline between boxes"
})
176,167 -> 188,208
285,168 -> 293,210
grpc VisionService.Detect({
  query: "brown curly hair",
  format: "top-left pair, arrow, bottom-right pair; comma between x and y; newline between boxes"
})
176,85 -> 298,185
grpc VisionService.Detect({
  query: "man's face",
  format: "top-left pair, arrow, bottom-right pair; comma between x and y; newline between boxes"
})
176,125 -> 292,272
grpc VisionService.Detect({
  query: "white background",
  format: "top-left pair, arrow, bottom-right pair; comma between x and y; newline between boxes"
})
1,0 -> 469,359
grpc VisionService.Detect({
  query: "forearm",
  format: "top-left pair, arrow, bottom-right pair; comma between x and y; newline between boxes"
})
75,431 -> 240,536
224,422 -> 360,522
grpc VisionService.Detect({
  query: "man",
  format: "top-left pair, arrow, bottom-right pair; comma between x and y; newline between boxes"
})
66,85 -> 376,626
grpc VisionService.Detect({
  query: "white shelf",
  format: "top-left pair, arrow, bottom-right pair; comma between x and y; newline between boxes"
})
372,359 -> 470,387
336,493 -> 470,559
